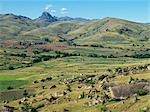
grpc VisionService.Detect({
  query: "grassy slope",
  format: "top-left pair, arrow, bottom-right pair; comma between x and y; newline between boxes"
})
0,56 -> 149,112
0,15 -> 150,112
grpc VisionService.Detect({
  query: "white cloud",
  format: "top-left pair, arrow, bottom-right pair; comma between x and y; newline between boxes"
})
61,8 -> 67,11
60,7 -> 68,14
45,4 -> 53,11
50,9 -> 56,13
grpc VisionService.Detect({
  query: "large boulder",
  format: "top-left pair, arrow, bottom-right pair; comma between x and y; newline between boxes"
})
109,83 -> 149,100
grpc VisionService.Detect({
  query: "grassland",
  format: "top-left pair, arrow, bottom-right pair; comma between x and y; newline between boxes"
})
0,53 -> 150,111
0,13 -> 150,112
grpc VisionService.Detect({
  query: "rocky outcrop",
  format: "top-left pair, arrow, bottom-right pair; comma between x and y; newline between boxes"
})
109,83 -> 149,100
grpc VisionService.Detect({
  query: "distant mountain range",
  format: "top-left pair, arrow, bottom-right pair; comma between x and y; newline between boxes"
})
34,12 -> 89,25
0,11 -> 150,47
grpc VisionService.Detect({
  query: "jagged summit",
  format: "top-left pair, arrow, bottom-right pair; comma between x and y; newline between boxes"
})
40,12 -> 56,21
34,12 -> 89,25
34,11 -> 57,25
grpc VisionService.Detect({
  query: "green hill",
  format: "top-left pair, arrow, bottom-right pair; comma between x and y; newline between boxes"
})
0,13 -> 150,112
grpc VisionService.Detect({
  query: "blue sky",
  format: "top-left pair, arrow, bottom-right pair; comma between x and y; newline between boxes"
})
0,0 -> 149,23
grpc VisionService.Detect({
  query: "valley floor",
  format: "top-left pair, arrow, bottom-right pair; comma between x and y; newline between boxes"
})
0,55 -> 150,112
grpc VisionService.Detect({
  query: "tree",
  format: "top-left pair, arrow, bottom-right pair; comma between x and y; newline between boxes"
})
99,104 -> 111,112
7,86 -> 14,90
23,90 -> 28,97
66,84 -> 72,92
21,102 -> 37,112
8,66 -> 14,70
128,76 -> 134,84
136,89 -> 148,96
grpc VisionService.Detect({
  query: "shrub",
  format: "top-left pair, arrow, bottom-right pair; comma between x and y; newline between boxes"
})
23,90 -> 28,97
40,79 -> 46,82
88,53 -> 98,57
46,77 -> 52,81
33,57 -> 42,63
21,103 -> 37,112
139,106 -> 150,112
79,91 -> 85,99
136,89 -> 148,96
84,79 -> 95,84
8,66 -> 14,70
66,84 -> 72,92
7,86 -> 14,90
98,104 -> 111,112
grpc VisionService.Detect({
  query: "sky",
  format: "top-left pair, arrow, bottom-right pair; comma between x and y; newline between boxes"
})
0,0 -> 149,23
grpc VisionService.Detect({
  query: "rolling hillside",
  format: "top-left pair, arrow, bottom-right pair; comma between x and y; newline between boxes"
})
0,12 -> 150,112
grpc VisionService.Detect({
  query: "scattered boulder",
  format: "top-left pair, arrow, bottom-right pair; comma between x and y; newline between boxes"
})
77,85 -> 82,89
33,80 -> 39,84
0,105 -> 14,112
40,77 -> 52,83
147,65 -> 150,70
46,96 -> 57,103
54,91 -> 67,97
63,108 -> 69,112
88,88 -> 100,94
84,99 -> 100,107
78,92 -> 85,99
96,74 -> 108,81
20,97 -> 27,104
115,64 -> 150,76
83,101 -> 93,107
101,83 -> 117,90
50,85 -> 57,89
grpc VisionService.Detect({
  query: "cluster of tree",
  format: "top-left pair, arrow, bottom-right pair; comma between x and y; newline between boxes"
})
130,53 -> 150,58
6,53 -> 27,58
32,55 -> 55,63
55,51 -> 80,57
90,44 -> 104,48
33,51 -> 80,63
21,102 -> 37,112
87,54 -> 116,58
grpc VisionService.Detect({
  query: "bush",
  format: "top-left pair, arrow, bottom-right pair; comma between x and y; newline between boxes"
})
139,106 -> 150,112
88,53 -> 98,57
131,53 -> 150,58
66,84 -> 72,92
79,91 -> 85,99
8,66 -> 14,70
33,57 -> 42,63
136,89 -> 148,96
7,86 -> 14,90
84,79 -> 95,84
98,104 -> 111,112
23,90 -> 28,97
21,103 -> 37,112
46,77 -> 52,81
